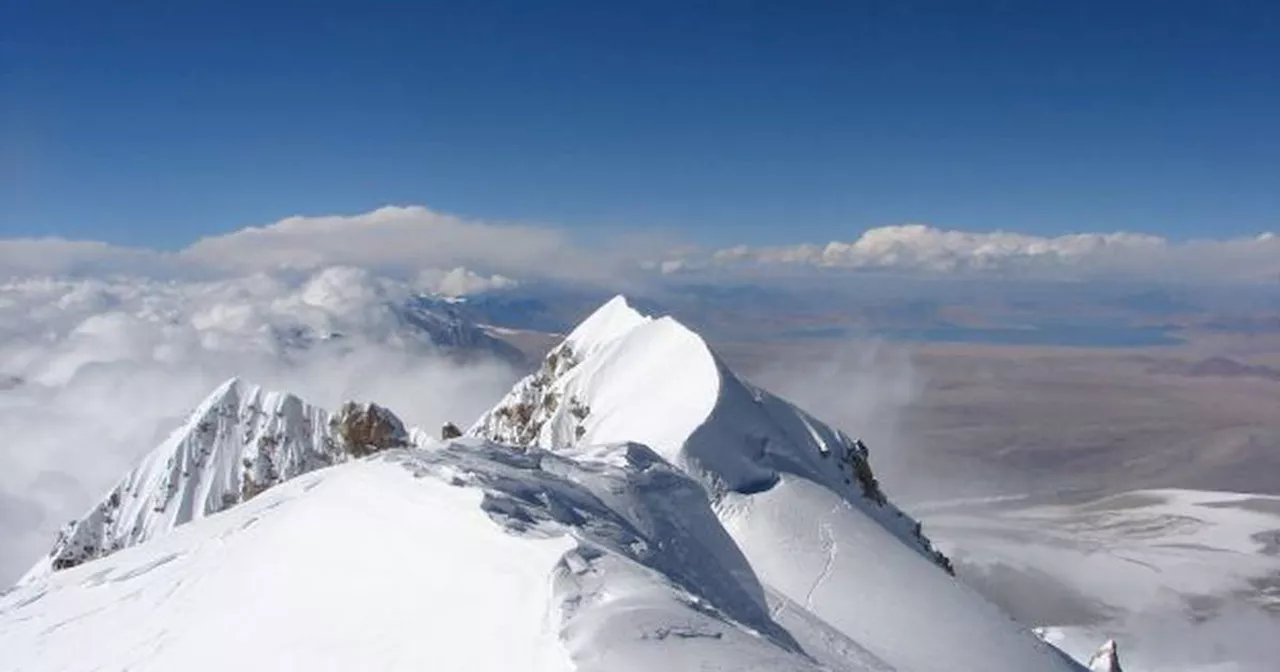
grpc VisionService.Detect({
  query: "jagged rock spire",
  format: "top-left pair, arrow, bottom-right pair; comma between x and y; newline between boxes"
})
1088,639 -> 1122,672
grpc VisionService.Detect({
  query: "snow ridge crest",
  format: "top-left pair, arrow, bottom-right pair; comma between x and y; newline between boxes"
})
22,377 -> 411,582
470,294 -> 953,573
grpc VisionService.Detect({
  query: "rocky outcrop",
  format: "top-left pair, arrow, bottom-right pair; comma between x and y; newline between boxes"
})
332,402 -> 411,457
472,342 -> 593,448
1087,639 -> 1122,672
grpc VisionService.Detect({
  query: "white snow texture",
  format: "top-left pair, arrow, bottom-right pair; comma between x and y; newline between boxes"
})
1,296 -> 1091,672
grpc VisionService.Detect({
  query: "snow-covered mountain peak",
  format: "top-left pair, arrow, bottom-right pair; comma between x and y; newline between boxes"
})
470,295 -> 951,572
7,319 -> 1102,671
461,298 -> 1121,672
561,294 -> 653,358
6,294 -> 1125,671
20,377 -> 412,583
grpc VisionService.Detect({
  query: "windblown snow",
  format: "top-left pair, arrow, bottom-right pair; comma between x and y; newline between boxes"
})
1,296 -> 1100,672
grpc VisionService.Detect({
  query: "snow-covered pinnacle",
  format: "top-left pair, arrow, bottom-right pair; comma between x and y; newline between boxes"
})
1087,639 -> 1122,672
22,378 -> 411,582
6,323 -> 1091,672
562,294 -> 653,359
469,294 -> 953,574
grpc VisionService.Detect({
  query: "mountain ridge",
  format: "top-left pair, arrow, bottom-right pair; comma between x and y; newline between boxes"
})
20,377 -> 413,582
7,294 -> 1110,672
469,295 -> 952,573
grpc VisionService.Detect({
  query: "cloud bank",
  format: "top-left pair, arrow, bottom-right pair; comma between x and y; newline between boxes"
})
415,267 -> 519,297
0,270 -> 524,584
0,206 -> 646,287
181,206 -> 628,283
681,225 -> 1280,283
1,203 -> 1277,584
4,205 -> 1277,285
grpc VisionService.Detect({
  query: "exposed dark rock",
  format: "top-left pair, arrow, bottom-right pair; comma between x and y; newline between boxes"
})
1087,639 -> 1123,672
332,402 -> 411,458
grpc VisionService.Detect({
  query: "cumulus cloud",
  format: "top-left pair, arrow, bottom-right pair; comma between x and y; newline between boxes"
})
180,205 -> 628,284
0,271 -> 523,584
0,206 -> 648,287
415,267 -> 519,297
680,225 -> 1280,283
5,205 -> 1277,285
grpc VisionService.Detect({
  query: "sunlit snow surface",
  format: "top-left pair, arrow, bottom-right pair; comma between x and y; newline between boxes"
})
469,296 -> 1082,672
2,296 -> 1099,672
19,379 -> 349,582
920,489 -> 1280,671
1,443 -> 841,672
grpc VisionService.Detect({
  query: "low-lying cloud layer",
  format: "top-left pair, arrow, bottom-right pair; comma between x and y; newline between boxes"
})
0,270 -> 523,584
183,206 -> 628,283
688,225 -> 1280,283
3,205 -> 1277,284
0,206 -> 645,285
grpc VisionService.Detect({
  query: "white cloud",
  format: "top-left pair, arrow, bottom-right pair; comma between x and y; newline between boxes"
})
415,267 -> 519,297
180,205 -> 622,283
0,239 -> 174,279
0,206 -> 642,286
0,271 -> 523,584
5,205 -> 1276,285
683,225 -> 1280,283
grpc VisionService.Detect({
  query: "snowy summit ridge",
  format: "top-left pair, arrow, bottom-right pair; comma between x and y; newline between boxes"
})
4,295 -> 1103,672
470,295 -> 952,572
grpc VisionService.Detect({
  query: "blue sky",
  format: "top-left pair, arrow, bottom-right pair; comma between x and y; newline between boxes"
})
2,0 -> 1277,249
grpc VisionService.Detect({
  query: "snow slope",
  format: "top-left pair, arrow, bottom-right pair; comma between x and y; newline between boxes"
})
20,378 -> 412,581
470,297 -> 946,567
921,489 -> 1280,671
4,296 -> 1105,671
2,442 -> 853,672
719,476 -> 1088,672
470,295 -> 1084,672
922,489 -> 1280,619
